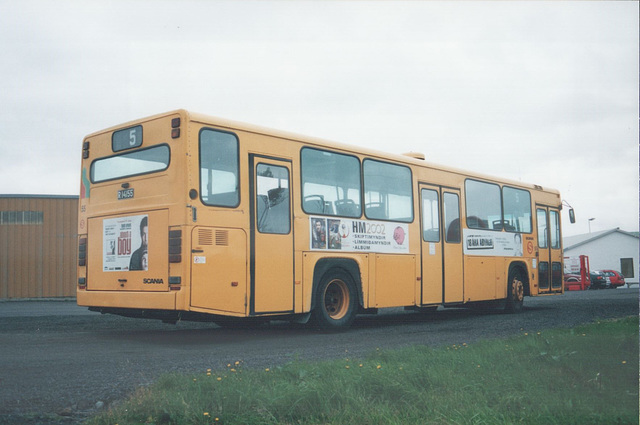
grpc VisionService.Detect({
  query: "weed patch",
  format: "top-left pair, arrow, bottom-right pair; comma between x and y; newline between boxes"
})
88,317 -> 639,425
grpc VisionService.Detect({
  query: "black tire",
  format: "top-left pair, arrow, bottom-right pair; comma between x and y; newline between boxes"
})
311,269 -> 358,330
505,269 -> 525,313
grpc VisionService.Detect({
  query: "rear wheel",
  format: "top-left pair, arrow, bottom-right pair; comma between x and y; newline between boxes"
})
312,269 -> 358,330
505,269 -> 525,313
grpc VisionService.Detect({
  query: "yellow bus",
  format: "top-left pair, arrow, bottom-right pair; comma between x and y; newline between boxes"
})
77,110 -> 573,329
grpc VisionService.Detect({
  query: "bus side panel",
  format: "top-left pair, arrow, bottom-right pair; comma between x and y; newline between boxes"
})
190,227 -> 247,315
464,256 -> 497,302
373,254 -> 416,308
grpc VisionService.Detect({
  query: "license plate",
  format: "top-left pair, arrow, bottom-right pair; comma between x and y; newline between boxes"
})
117,188 -> 134,200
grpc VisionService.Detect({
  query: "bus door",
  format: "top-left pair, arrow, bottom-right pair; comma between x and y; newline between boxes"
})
536,206 -> 563,293
250,155 -> 295,314
419,184 -> 463,305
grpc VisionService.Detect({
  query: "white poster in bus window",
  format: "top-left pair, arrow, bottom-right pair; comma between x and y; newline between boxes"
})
103,214 -> 149,271
463,228 -> 523,257
309,217 -> 409,254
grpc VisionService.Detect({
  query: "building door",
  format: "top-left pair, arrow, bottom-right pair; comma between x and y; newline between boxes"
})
250,156 -> 295,314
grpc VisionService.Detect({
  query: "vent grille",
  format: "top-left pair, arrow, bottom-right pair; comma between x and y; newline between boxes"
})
216,230 -> 229,246
198,229 -> 213,245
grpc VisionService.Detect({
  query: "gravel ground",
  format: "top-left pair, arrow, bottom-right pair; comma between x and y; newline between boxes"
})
0,288 -> 637,424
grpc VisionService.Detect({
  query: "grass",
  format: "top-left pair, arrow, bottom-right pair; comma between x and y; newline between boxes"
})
88,316 -> 639,425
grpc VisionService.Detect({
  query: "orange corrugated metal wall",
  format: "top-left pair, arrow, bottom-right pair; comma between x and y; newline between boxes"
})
0,196 -> 78,298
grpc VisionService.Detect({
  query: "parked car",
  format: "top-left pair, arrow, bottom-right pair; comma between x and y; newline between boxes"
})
589,271 -> 609,289
600,270 -> 625,288
564,272 -> 581,282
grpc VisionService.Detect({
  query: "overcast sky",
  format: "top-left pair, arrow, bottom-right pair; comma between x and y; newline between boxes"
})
1,1 -> 637,237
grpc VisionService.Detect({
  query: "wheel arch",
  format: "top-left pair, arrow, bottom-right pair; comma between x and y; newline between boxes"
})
508,261 -> 530,297
310,258 -> 363,312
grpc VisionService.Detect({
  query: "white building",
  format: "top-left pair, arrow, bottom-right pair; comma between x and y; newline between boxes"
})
564,228 -> 639,285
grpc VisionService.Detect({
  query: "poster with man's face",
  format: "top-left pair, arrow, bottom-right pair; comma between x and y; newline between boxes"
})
103,214 -> 149,271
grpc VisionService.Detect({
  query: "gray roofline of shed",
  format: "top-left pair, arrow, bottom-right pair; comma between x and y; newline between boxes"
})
0,194 -> 79,199
564,227 -> 640,250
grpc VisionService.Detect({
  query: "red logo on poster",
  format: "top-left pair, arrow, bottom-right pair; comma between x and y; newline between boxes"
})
527,241 -> 534,254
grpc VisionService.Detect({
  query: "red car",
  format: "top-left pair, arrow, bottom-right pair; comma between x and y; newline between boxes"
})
600,270 -> 625,288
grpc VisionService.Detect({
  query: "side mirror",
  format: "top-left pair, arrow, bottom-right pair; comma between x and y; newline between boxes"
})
569,208 -> 576,224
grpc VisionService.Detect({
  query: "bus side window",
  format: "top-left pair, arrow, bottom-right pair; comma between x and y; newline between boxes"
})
502,187 -> 532,233
256,164 -> 290,234
465,180 -> 501,230
421,189 -> 439,242
199,129 -> 240,207
443,192 -> 461,243
301,148 -> 361,218
537,209 -> 548,248
364,160 -> 413,222
550,210 -> 560,249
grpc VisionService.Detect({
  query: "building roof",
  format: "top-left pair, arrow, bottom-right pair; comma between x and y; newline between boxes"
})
564,228 -> 639,250
0,194 -> 78,199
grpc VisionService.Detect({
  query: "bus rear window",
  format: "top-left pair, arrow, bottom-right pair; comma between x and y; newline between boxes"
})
90,145 -> 170,183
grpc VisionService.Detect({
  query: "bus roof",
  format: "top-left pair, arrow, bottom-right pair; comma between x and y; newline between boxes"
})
85,109 -> 561,198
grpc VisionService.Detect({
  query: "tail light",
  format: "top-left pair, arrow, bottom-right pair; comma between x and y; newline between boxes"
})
169,228 -> 182,291
171,117 -> 180,139
78,237 -> 87,289
78,237 -> 87,266
169,229 -> 182,263
169,276 -> 181,291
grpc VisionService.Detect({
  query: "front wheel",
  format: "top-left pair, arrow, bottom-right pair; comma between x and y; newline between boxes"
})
505,269 -> 525,313
312,269 -> 358,330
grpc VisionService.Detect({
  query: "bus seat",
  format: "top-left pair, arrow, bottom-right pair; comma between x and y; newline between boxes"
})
335,199 -> 359,217
260,190 -> 290,233
323,201 -> 334,215
365,202 -> 386,220
467,216 -> 488,229
446,218 -> 461,243
303,195 -> 324,214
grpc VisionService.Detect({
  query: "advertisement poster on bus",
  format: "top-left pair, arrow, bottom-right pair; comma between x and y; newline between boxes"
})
103,214 -> 149,271
462,228 -> 523,257
309,217 -> 409,254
